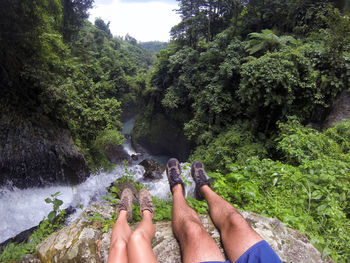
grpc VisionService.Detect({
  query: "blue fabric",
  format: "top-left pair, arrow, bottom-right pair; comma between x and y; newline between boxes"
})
235,240 -> 282,263
201,240 -> 281,263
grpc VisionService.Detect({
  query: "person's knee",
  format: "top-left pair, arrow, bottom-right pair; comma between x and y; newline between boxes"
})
223,211 -> 249,232
181,219 -> 207,241
110,238 -> 127,252
129,229 -> 151,245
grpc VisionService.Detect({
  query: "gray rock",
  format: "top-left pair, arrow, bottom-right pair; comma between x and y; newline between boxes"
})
139,158 -> 164,180
104,143 -> 131,164
37,202 -> 334,263
323,90 -> 350,129
131,153 -> 140,161
37,202 -> 114,263
0,114 -> 89,189
19,254 -> 41,263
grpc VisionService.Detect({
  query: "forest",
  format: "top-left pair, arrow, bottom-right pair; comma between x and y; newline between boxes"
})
0,0 -> 350,262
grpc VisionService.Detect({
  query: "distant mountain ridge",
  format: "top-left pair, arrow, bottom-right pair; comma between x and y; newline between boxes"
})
139,41 -> 168,53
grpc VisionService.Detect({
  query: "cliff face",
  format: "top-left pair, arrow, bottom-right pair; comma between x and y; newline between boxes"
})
131,112 -> 191,162
323,90 -> 350,129
0,113 -> 89,189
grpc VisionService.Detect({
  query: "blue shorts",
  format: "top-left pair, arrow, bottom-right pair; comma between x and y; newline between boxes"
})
201,240 -> 282,263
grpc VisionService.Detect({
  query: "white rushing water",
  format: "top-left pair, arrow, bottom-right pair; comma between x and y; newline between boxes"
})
0,117 -> 195,243
0,163 -> 195,243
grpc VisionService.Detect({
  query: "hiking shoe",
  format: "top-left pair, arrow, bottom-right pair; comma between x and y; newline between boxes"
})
166,158 -> 185,195
191,161 -> 211,200
116,188 -> 133,221
139,189 -> 154,218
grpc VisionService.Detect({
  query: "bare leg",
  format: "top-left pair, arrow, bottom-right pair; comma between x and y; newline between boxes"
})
108,211 -> 132,263
128,210 -> 158,263
172,184 -> 225,263
201,185 -> 263,262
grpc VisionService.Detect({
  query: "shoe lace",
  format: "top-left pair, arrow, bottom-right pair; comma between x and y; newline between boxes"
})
197,169 -> 207,182
142,197 -> 153,207
170,168 -> 179,181
118,196 -> 129,209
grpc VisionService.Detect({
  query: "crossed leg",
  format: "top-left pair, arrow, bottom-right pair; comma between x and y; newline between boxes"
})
172,184 -> 225,263
108,210 -> 157,263
201,185 -> 263,262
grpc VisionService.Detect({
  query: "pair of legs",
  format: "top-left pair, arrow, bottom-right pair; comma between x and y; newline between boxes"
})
172,183 -> 263,263
108,190 -> 157,263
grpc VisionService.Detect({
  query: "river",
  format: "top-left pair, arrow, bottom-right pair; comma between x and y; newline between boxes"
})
0,117 -> 195,243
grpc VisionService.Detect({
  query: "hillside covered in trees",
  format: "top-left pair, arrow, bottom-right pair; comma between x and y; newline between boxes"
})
0,0 -> 350,262
0,0 -> 152,170
131,0 -> 350,261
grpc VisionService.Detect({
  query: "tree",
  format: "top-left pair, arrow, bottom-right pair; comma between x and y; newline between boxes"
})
171,0 -> 243,47
245,29 -> 298,56
62,0 -> 94,41
94,17 -> 112,39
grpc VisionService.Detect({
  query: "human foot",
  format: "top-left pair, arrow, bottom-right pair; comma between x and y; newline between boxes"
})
191,161 -> 211,200
139,189 -> 154,218
116,188 -> 133,221
166,158 -> 185,195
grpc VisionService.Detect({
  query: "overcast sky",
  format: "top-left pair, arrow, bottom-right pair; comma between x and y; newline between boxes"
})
88,0 -> 181,42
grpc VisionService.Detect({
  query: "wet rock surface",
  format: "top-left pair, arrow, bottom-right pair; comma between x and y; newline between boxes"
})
37,202 -> 333,263
323,90 -> 350,129
139,158 -> 165,180
0,114 -> 89,189
131,112 -> 191,161
104,143 -> 131,164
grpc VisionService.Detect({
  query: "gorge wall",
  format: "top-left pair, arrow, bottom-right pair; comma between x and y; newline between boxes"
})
0,112 -> 89,189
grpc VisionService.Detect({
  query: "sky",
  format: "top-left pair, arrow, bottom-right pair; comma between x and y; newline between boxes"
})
88,0 -> 181,42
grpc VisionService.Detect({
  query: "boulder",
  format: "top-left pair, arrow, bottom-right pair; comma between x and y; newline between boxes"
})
139,158 -> 164,180
0,113 -> 89,189
37,202 -> 334,263
37,202 -> 114,263
131,154 -> 139,161
323,90 -> 350,129
104,144 -> 131,164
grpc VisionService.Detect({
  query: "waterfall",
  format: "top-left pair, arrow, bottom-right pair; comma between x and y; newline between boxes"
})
0,117 -> 195,243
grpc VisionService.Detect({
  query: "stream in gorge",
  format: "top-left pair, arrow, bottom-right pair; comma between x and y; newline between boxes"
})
0,117 -> 196,244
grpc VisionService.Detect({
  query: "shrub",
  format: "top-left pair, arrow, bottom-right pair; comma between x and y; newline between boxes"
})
191,123 -> 267,171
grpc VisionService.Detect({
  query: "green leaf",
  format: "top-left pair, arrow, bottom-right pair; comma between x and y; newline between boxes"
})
48,211 -> 56,222
53,199 -> 63,207
51,192 -> 60,197
312,190 -> 323,200
45,198 -> 52,203
227,173 -> 244,182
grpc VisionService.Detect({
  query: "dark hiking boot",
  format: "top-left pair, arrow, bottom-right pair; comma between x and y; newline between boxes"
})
166,158 -> 185,195
139,189 -> 154,218
116,188 -> 133,221
191,161 -> 211,200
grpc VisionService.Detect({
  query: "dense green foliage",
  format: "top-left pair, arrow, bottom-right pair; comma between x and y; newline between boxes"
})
139,41 -> 168,53
0,0 -> 153,170
138,0 -> 350,149
130,1 -> 350,262
193,119 -> 350,262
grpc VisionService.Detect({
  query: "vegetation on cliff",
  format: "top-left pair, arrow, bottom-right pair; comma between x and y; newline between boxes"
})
0,0 -> 152,170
